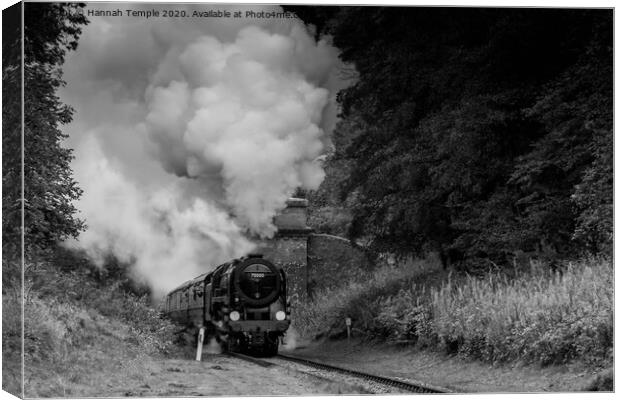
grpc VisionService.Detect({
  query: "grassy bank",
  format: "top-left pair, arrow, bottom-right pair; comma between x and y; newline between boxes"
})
294,256 -> 613,369
2,288 -> 22,397
22,292 -> 174,397
3,250 -> 182,397
294,257 -> 448,340
431,258 -> 613,366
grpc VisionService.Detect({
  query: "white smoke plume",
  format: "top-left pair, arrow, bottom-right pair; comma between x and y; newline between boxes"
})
203,336 -> 224,355
60,4 -> 344,296
65,135 -> 255,297
282,325 -> 301,351
144,25 -> 332,236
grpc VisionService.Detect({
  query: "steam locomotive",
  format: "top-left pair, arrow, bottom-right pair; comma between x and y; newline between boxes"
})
162,254 -> 290,356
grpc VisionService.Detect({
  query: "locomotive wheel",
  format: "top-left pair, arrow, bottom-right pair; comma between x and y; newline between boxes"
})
264,343 -> 278,357
227,334 -> 247,353
261,334 -> 279,357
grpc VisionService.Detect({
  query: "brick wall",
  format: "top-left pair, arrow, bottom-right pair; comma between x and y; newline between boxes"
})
255,198 -> 312,305
258,234 -> 309,305
258,198 -> 372,304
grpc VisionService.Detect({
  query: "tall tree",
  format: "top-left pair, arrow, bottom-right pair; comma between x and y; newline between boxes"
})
2,3 -> 88,261
288,7 -> 612,267
3,3 -> 23,264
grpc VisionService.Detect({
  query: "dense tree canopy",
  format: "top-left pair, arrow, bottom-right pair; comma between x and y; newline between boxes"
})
288,7 -> 612,268
2,3 -> 88,258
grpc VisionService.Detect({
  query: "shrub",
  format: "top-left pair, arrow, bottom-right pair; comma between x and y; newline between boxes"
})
298,255 -> 612,368
374,286 -> 439,347
429,257 -> 613,365
294,257 -> 446,340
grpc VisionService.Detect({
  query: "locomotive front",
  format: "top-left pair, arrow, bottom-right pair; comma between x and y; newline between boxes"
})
224,255 -> 290,354
163,254 -> 290,356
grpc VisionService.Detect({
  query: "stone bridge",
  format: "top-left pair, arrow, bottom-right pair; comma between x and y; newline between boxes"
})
255,198 -> 370,304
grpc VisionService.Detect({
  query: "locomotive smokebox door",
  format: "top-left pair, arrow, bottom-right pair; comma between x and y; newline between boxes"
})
234,258 -> 281,307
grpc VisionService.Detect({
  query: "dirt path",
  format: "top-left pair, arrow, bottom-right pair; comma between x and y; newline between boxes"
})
107,354 -> 343,396
67,350 -> 366,397
25,334 -> 608,397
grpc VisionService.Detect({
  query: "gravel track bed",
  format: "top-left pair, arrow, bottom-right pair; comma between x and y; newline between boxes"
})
228,351 -> 443,394
266,356 -> 404,394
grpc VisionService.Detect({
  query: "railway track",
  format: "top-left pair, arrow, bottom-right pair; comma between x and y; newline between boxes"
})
227,351 -> 451,394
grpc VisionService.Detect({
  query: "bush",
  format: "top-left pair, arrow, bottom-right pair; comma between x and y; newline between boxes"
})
375,288 -> 436,346
430,257 -> 613,365
25,249 -> 179,353
29,275 -> 177,357
294,257 -> 446,340
298,255 -> 612,368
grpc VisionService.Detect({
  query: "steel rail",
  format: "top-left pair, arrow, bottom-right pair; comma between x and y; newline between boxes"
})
228,351 -> 450,393
275,353 -> 451,394
226,351 -> 276,368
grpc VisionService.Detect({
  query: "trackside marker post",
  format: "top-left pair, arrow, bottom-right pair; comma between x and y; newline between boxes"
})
196,327 -> 205,361
345,317 -> 351,341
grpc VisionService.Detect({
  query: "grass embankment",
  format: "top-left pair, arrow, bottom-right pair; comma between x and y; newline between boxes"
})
3,281 -> 23,397
432,258 -> 613,366
294,257 -> 613,373
3,250 -> 182,397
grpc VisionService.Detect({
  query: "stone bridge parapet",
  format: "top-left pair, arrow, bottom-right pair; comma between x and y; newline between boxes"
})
256,198 -> 371,305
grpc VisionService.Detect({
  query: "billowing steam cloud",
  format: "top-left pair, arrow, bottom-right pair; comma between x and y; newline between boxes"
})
66,135 -> 255,296
144,25 -> 332,236
61,5 -> 344,297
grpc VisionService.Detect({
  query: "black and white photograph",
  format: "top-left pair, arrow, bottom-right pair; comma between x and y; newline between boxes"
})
1,0 -> 615,397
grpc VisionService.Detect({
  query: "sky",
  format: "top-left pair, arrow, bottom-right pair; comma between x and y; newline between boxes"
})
59,2 -> 347,297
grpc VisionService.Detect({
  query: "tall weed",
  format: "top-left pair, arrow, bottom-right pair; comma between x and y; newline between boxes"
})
2,291 -> 23,396
294,257 -> 446,339
297,255 -> 612,367
430,257 -> 613,365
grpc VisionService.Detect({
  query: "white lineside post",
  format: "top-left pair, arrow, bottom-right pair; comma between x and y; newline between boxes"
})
345,317 -> 351,341
196,327 -> 205,361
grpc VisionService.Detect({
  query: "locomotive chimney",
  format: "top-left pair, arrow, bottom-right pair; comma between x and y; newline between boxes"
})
274,198 -> 311,234
255,197 -> 312,305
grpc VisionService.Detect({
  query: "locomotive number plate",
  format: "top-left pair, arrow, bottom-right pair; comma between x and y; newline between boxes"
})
250,273 -> 265,278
